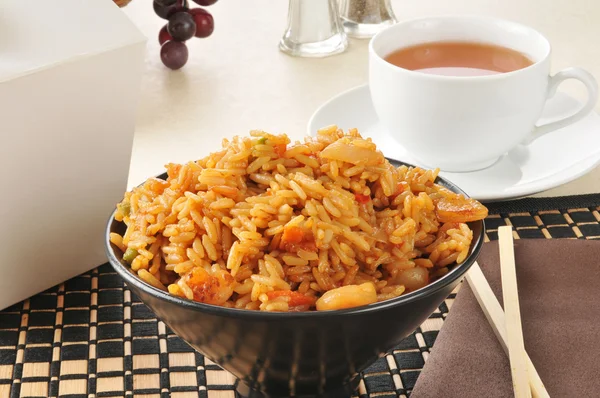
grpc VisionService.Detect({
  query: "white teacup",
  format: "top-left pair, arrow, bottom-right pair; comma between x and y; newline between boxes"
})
369,16 -> 598,172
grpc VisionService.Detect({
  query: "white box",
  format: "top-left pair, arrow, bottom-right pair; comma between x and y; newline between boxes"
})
0,0 -> 146,309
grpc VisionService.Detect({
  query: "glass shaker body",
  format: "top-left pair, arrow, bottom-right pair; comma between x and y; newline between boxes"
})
339,0 -> 397,39
280,0 -> 348,57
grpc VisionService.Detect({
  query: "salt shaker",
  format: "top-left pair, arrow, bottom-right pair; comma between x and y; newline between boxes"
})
279,0 -> 348,57
338,0 -> 397,38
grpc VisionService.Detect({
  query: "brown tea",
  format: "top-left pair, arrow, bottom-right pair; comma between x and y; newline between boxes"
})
384,41 -> 533,76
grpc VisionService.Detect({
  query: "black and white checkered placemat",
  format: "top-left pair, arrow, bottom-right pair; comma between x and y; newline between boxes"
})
2,199 -> 600,398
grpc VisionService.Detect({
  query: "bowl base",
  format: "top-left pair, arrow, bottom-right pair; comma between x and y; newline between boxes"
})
235,377 -> 360,398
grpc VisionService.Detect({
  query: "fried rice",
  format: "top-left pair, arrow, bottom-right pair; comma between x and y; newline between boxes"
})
110,126 -> 488,312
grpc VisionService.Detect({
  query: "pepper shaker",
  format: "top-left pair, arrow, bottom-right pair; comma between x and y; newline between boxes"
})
338,0 -> 397,39
280,0 -> 348,57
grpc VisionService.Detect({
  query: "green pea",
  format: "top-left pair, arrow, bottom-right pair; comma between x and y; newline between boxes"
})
123,248 -> 138,263
118,201 -> 131,217
257,137 -> 267,145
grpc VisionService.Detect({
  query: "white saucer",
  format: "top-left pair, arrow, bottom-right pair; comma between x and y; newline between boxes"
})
308,84 -> 600,202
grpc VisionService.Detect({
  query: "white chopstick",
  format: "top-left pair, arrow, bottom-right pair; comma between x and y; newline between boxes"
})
498,226 -> 531,398
465,264 -> 550,398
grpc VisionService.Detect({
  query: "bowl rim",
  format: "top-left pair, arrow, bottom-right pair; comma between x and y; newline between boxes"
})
105,161 -> 485,319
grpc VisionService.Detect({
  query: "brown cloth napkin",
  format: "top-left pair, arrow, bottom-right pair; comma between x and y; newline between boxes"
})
411,239 -> 600,398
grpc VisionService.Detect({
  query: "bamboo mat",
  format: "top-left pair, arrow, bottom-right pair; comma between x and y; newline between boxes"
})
2,200 -> 600,398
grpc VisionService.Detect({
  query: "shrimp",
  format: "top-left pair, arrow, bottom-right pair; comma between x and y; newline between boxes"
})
319,138 -> 384,166
395,267 -> 429,292
315,283 -> 377,311
185,266 -> 235,305
435,194 -> 488,223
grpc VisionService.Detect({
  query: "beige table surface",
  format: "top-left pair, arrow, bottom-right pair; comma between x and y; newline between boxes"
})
122,0 -> 600,198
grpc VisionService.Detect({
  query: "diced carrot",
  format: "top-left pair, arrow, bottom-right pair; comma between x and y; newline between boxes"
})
280,227 -> 317,253
186,268 -> 234,305
355,194 -> 370,204
266,290 -> 290,299
266,291 -> 316,307
281,226 -> 304,244
274,144 -> 287,157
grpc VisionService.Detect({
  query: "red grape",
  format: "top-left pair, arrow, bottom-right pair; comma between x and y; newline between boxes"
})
191,0 -> 218,6
189,8 -> 214,38
153,0 -> 178,19
160,41 -> 189,70
158,25 -> 172,45
168,12 -> 196,41
155,0 -> 177,6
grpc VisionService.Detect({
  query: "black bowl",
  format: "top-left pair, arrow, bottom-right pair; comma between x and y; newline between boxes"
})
105,162 -> 484,398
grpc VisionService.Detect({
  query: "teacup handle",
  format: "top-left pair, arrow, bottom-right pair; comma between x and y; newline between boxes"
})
523,67 -> 598,145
